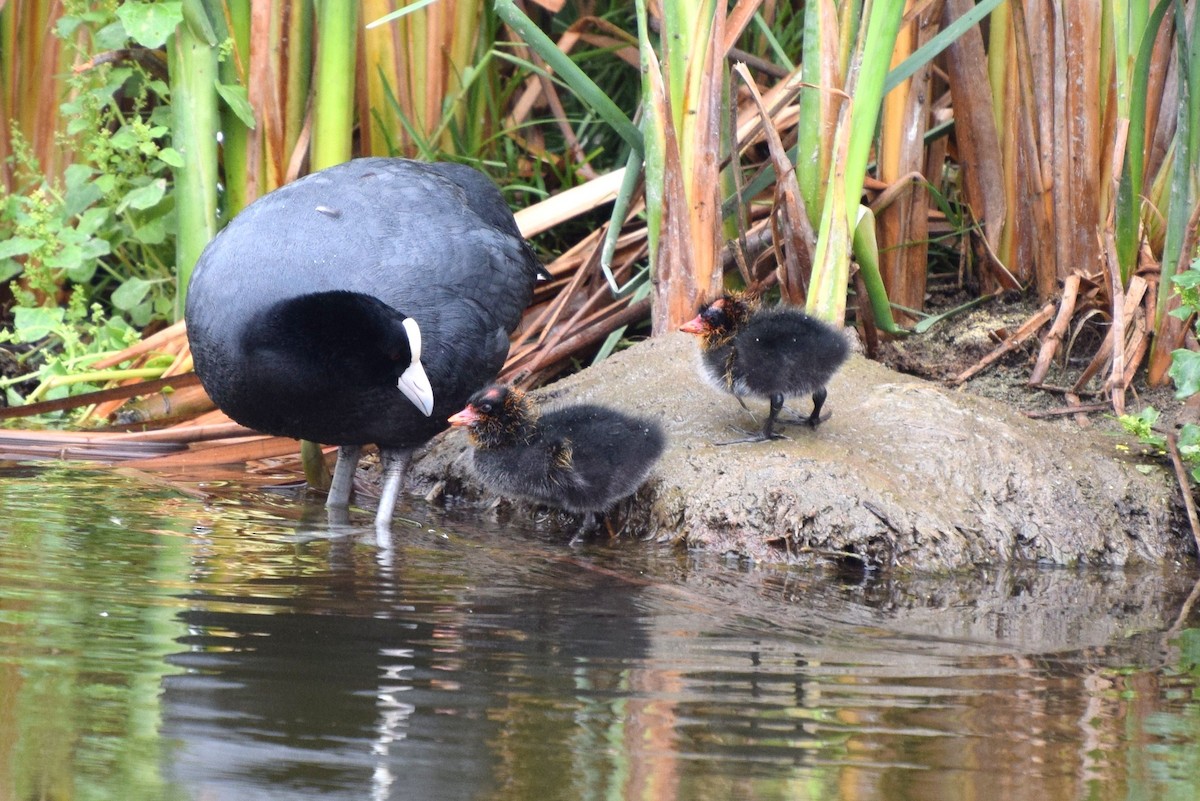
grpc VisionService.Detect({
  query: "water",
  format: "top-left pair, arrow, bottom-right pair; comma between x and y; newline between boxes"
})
1,465 -> 1199,801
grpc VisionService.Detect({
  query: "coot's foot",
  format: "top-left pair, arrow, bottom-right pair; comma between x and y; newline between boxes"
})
715,427 -> 790,446
779,409 -> 833,428
568,511 -> 602,546
779,388 -> 831,429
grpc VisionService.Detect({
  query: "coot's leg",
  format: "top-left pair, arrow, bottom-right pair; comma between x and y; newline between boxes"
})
375,447 -> 413,530
717,394 -> 788,445
763,393 -> 785,439
569,511 -> 600,546
807,386 -> 828,427
780,387 -> 832,428
326,445 -> 362,508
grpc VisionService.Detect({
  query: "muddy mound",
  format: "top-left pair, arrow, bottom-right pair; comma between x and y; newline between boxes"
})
407,333 -> 1191,570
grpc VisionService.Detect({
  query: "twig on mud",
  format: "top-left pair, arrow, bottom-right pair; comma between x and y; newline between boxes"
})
951,301 -> 1056,384
1028,273 -> 1081,385
1165,432 -> 1200,560
1022,402 -> 1110,419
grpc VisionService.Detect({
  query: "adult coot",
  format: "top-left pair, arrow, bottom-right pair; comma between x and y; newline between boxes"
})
680,293 -> 848,442
447,384 -> 665,535
185,158 -> 544,527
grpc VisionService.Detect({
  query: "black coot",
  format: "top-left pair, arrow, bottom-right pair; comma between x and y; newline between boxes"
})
447,384 -> 666,534
185,158 -> 544,527
680,293 -> 848,442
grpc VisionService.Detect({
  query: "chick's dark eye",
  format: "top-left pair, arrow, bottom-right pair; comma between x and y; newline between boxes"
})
479,402 -> 493,413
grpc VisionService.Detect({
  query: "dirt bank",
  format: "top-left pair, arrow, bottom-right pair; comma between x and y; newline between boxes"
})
404,332 -> 1193,570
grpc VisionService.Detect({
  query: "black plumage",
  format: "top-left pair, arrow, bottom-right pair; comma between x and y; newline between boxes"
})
185,158 -> 544,527
680,293 -> 848,442
448,384 -> 666,532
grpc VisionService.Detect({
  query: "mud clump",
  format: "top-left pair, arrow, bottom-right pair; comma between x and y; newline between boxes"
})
406,333 -> 1191,570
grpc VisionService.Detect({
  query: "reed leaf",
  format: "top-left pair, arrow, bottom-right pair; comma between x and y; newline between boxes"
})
1115,0 -> 1174,285
796,0 -> 840,218
168,0 -> 221,316
875,0 -> 935,322
218,0 -> 254,221
1157,0 -> 1200,322
494,0 -> 641,152
806,0 -> 905,325
311,0 -> 357,170
883,0 -> 1005,94
0,0 -> 76,187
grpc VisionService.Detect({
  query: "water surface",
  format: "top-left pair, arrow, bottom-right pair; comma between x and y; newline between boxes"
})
1,465 -> 1199,801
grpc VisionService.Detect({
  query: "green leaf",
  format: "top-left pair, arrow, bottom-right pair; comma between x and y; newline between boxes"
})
59,252 -> 98,284
95,20 -> 130,50
118,179 -> 168,213
1178,422 -> 1200,455
132,217 -> 168,246
1170,305 -> 1195,321
0,237 -> 42,260
129,301 -> 154,328
111,277 -> 153,311
157,147 -> 185,168
64,177 -> 103,219
364,0 -> 440,28
1172,269 -> 1200,288
56,15 -> 83,38
215,82 -> 256,129
94,174 -> 118,195
64,162 -> 97,189
12,306 -> 65,343
75,207 -> 111,237
1119,407 -> 1163,444
116,1 -> 184,49
0,260 -> 23,283
79,238 -> 112,261
1170,349 -> 1200,398
109,125 -> 139,150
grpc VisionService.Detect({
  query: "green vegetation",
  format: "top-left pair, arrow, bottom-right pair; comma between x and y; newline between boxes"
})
1,3 -> 177,409
1120,259 -> 1200,482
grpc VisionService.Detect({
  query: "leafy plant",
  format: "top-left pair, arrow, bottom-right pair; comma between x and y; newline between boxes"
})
1,3 -> 179,414
1119,258 -> 1200,482
1119,406 -> 1167,451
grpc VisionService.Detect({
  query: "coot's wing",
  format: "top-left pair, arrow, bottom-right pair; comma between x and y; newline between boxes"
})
344,160 -> 542,335
544,437 -> 590,492
423,162 -> 524,241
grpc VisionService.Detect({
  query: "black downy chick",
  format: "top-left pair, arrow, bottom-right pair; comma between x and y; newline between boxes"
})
448,385 -> 666,536
680,293 -> 848,443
